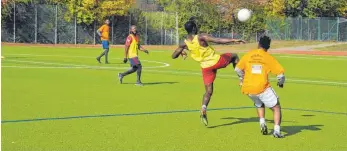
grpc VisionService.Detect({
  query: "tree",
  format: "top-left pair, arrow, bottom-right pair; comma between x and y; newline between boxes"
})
284,0 -> 347,18
64,0 -> 134,24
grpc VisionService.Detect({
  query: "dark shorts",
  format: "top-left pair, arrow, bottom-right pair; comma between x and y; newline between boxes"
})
201,53 -> 233,85
129,57 -> 141,67
102,40 -> 109,49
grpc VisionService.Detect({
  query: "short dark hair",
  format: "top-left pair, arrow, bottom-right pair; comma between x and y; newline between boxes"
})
259,36 -> 271,50
184,17 -> 197,34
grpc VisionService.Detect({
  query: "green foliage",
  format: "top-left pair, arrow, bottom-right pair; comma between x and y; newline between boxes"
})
284,0 -> 347,18
63,0 -> 133,24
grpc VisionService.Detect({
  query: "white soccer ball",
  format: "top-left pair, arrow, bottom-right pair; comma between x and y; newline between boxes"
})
237,8 -> 252,22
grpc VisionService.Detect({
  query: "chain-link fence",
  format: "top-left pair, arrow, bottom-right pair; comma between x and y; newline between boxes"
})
266,17 -> 347,41
1,2 -> 347,44
1,3 -> 179,45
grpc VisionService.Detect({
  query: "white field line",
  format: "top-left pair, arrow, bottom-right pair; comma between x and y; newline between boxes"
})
3,54 -> 347,86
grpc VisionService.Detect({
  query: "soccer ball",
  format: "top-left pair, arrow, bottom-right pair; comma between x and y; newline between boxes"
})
237,8 -> 252,22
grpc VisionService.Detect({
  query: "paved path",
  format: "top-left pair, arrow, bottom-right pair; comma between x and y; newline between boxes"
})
272,42 -> 347,51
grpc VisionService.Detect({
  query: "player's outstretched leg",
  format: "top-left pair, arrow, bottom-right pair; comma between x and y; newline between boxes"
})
200,83 -> 213,126
135,64 -> 143,86
118,66 -> 138,84
271,103 -> 284,138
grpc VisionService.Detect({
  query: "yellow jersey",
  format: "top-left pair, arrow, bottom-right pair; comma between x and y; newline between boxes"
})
98,24 -> 110,41
236,49 -> 284,95
127,34 -> 139,58
184,35 -> 220,68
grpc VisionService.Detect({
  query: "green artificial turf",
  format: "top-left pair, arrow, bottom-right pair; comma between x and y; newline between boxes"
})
1,45 -> 347,151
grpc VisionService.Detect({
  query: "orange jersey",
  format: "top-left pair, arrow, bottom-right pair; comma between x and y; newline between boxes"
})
184,35 -> 220,68
236,49 -> 284,95
98,24 -> 110,41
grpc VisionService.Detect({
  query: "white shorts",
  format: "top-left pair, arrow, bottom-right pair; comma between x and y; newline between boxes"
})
248,87 -> 279,108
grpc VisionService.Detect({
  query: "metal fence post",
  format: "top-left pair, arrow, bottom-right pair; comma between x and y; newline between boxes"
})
318,18 -> 321,41
161,12 -> 164,45
55,5 -> 58,44
308,18 -> 310,40
175,12 -> 179,45
232,27 -> 234,39
164,29 -> 167,45
35,4 -> 37,43
93,20 -> 96,45
13,1 -> 16,43
112,15 -> 114,44
145,16 -> 147,45
74,15 -> 77,44
300,17 -> 303,40
337,17 -> 339,41
171,29 -> 173,45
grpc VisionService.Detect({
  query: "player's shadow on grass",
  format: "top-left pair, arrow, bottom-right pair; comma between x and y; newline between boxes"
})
122,82 -> 179,85
281,125 -> 323,137
208,117 -> 323,137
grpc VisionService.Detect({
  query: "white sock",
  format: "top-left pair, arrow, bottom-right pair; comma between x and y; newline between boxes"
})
274,125 -> 280,133
202,105 -> 207,110
259,118 -> 266,125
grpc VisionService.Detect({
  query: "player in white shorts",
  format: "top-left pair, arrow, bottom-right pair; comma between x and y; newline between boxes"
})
235,36 -> 285,138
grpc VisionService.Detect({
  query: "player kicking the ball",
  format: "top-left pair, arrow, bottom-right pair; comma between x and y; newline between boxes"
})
235,36 -> 285,138
172,18 -> 245,126
118,25 -> 149,86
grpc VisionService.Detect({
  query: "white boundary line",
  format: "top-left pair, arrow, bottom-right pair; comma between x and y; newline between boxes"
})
3,54 -> 347,86
3,54 -> 170,69
2,65 -> 347,86
277,55 -> 347,61
6,53 -> 347,60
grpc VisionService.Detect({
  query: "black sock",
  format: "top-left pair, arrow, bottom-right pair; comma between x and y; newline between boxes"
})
136,65 -> 142,83
97,49 -> 107,59
104,49 -> 109,63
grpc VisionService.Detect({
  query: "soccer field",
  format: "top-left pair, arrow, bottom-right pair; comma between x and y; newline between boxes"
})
1,45 -> 347,151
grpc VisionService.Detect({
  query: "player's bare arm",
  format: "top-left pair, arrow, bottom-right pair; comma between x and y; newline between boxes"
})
172,44 -> 187,59
123,45 -> 130,63
138,44 -> 149,54
97,30 -> 102,37
199,34 -> 245,44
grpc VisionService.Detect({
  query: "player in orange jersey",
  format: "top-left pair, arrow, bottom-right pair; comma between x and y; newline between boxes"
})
235,36 -> 285,138
172,18 -> 245,126
96,19 -> 111,64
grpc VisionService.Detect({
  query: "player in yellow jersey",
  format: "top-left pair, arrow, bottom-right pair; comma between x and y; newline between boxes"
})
235,36 -> 285,138
118,25 -> 149,86
96,19 -> 111,64
172,18 -> 245,126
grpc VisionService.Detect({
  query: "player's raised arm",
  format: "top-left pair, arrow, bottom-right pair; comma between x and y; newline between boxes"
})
199,34 -> 245,44
172,44 -> 187,59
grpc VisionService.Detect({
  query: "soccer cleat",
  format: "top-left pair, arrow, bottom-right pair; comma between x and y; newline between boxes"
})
105,61 -> 110,64
260,124 -> 268,135
96,58 -> 101,63
135,82 -> 143,86
200,109 -> 208,126
118,73 -> 123,84
273,131 -> 284,138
